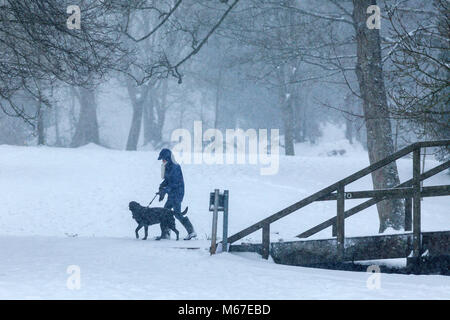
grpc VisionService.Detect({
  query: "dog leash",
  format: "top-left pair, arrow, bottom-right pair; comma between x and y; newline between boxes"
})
147,193 -> 158,208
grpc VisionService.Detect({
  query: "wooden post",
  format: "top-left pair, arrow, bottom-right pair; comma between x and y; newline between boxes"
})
332,221 -> 337,237
405,197 -> 412,232
413,149 -> 421,257
210,189 -> 219,255
336,184 -> 345,261
222,190 -> 229,252
262,223 -> 270,260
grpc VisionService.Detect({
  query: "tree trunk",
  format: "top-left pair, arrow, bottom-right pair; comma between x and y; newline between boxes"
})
293,86 -> 303,142
352,0 -> 404,232
155,79 -> 168,144
126,102 -> 144,151
68,86 -> 77,139
345,116 -> 353,145
37,100 -> 45,145
54,105 -> 61,147
126,80 -> 150,151
277,66 -> 295,156
52,85 -> 62,147
214,66 -> 224,130
71,87 -> 100,147
344,95 -> 354,145
143,93 -> 156,145
281,94 -> 295,156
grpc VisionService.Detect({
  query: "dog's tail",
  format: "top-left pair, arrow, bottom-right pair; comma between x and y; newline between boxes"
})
181,206 -> 188,215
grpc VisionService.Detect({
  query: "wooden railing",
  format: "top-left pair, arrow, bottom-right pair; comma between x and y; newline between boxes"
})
227,140 -> 450,260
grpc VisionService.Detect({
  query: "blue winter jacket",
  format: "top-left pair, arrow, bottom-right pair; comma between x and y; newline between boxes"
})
159,150 -> 185,202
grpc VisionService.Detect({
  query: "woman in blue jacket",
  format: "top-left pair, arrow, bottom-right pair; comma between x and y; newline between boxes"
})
158,148 -> 197,240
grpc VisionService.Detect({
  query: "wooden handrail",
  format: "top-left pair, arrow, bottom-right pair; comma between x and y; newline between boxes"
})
316,185 -> 450,201
227,140 -> 450,245
297,160 -> 450,238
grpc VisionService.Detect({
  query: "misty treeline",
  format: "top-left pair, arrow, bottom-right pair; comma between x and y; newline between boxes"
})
0,0 -> 448,232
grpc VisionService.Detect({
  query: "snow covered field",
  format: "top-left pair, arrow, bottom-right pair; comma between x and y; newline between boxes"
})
1,236 -> 449,300
0,136 -> 449,299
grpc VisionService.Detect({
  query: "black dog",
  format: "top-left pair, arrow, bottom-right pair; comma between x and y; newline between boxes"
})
128,201 -> 188,240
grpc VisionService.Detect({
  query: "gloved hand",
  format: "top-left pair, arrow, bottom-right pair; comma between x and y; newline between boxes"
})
158,188 -> 167,202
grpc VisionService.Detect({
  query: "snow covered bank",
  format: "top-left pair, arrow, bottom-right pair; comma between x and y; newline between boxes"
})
0,236 -> 449,299
0,144 -> 448,241
0,143 -> 449,299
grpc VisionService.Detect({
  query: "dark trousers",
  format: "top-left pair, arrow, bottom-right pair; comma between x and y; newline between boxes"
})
164,198 -> 183,220
162,198 -> 195,238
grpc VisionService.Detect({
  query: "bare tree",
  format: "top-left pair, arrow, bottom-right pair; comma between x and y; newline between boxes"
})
385,0 -> 449,161
220,0 -> 326,155
1,0 -> 241,148
118,0 -> 242,149
257,0 -> 406,231
70,87 -> 100,147
352,0 -> 404,232
125,79 -> 151,150
0,0 -> 128,124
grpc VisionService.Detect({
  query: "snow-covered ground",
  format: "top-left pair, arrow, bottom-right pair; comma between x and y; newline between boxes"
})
1,236 -> 449,300
0,131 -> 449,299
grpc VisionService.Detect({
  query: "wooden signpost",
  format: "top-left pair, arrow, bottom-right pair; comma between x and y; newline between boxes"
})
209,189 -> 229,255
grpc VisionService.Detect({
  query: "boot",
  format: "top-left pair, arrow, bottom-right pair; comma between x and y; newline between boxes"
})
162,230 -> 171,239
158,225 -> 170,240
180,217 -> 197,240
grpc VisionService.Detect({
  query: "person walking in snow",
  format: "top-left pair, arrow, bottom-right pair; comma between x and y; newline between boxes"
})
157,148 -> 197,240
